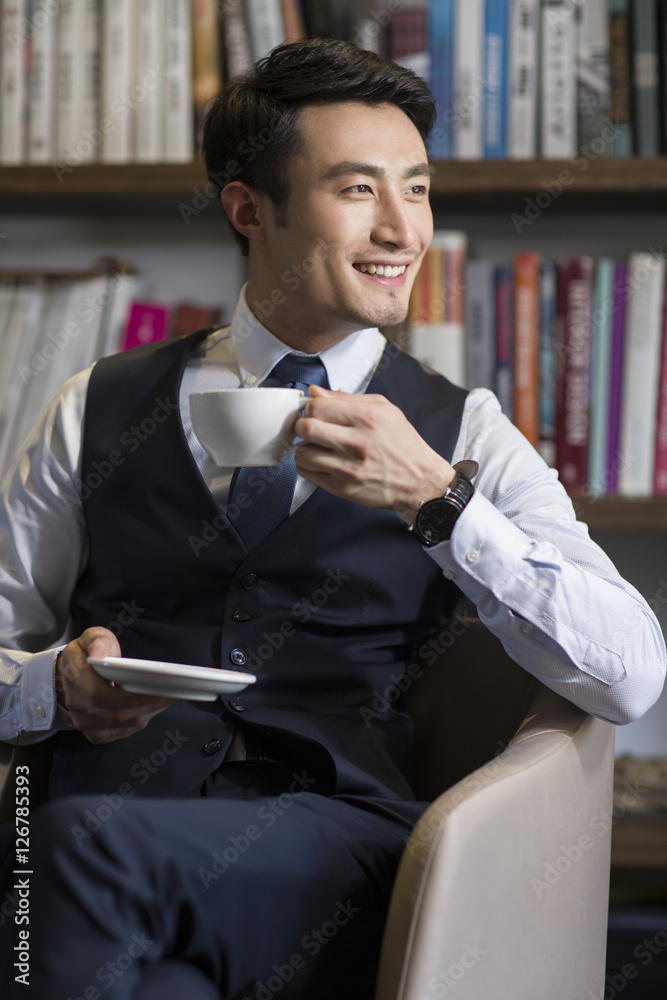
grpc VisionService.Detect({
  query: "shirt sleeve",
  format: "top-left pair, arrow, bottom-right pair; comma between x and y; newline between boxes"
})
424,387 -> 667,725
0,369 -> 91,742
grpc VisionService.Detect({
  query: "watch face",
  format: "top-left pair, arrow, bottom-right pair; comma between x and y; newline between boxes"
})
417,499 -> 457,545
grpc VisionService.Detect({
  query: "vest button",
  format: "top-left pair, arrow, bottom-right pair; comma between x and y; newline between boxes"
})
233,609 -> 251,622
242,574 -> 258,591
229,697 -> 245,712
203,738 -> 222,755
230,648 -> 247,666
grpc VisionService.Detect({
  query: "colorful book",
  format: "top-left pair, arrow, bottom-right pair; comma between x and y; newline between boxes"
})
193,0 -> 222,144
483,0 -> 510,158
508,0 -> 539,159
575,0 -> 611,154
654,272 -> 667,494
513,252 -> 541,447
588,258 -> 615,497
429,0 -> 456,159
464,260 -> 496,390
631,0 -> 661,157
538,259 -> 556,467
494,264 -> 513,418
608,0 -> 633,157
606,263 -> 628,494
409,231 -> 467,387
540,0 -> 577,158
454,0 -> 484,158
389,4 -> 430,81
121,301 -> 171,351
555,256 -> 594,494
618,252 -> 666,495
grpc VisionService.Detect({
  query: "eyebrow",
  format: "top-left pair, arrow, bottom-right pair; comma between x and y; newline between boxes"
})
321,161 -> 435,181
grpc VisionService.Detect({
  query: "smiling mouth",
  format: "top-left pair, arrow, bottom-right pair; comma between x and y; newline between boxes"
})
353,263 -> 407,277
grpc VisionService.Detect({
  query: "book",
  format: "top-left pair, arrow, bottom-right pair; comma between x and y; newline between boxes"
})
408,231 -> 467,387
631,0 -> 661,157
618,252 -> 666,495
172,301 -> 224,338
121,301 -> 171,350
165,0 -> 195,162
280,0 -> 306,43
540,0 -> 576,159
245,0 -> 286,62
221,1 -> 253,79
575,0 -> 611,155
464,260 -> 496,391
193,0 -> 222,145
82,0 -> 101,163
389,4 -> 430,81
483,0 -> 510,158
608,0 -> 633,157
653,270 -> 667,494
454,0 -> 484,159
513,252 -> 541,448
555,256 -> 594,495
538,259 -> 556,466
494,264 -> 513,418
660,0 -> 667,152
101,0 -> 135,163
508,0 -> 538,159
429,0 -> 456,159
27,0 -> 58,162
588,258 -> 615,497
606,263 -> 628,493
0,0 -> 29,163
136,0 -> 166,163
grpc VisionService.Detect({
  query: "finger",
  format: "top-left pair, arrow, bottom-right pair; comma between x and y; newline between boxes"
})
296,418 -> 364,456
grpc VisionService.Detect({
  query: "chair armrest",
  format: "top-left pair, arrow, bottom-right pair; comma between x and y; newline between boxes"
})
375,685 -> 615,1000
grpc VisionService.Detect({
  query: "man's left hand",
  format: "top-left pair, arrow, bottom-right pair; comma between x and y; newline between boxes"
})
294,386 -> 455,523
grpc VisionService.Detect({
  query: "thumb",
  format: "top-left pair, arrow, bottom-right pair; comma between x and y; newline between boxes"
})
78,626 -> 122,660
308,384 -> 333,397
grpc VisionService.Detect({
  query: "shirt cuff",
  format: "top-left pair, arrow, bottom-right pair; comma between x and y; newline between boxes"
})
19,646 -> 66,735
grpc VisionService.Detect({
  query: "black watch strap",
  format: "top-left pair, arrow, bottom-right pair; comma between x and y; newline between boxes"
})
409,461 -> 478,547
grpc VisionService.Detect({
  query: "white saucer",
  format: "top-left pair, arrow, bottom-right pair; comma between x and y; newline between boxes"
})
87,656 -> 257,701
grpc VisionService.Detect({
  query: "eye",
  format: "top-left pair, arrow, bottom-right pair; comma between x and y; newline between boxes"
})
408,184 -> 428,196
345,184 -> 372,193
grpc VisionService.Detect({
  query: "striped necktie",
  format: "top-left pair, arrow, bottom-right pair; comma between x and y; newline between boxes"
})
228,354 -> 330,549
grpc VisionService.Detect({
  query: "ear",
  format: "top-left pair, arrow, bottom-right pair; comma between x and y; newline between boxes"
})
220,182 -> 266,244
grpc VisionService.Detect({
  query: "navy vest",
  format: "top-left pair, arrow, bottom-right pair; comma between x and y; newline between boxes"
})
49,330 -> 468,803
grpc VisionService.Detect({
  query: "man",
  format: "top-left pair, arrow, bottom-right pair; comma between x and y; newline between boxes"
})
0,37 -> 665,1000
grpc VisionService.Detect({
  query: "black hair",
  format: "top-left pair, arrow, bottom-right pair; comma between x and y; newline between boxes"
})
201,37 -> 436,255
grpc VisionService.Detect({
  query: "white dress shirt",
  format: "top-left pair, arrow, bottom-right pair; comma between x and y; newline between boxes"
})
1,287 -> 665,743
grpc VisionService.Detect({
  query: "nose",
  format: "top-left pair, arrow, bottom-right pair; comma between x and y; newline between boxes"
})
370,190 -> 419,249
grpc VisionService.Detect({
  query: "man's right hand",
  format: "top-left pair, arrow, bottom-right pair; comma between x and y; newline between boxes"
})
56,627 -> 173,744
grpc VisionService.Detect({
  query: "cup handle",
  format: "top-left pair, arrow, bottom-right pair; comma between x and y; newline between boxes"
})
285,392 -> 308,454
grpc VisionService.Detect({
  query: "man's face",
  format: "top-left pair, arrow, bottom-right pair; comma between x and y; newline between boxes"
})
247,101 -> 434,346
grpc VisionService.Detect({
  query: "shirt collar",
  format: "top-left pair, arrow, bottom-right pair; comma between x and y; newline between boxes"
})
230,283 -> 386,393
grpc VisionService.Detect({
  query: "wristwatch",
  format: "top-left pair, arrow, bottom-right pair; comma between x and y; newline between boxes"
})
409,460 -> 478,547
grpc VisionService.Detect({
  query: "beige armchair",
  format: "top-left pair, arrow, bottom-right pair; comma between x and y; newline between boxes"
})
375,617 -> 616,1000
0,618 -> 615,999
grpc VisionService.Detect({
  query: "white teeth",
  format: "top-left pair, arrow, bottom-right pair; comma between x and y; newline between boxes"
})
367,264 -> 377,274
356,263 -> 407,276
377,265 -> 386,276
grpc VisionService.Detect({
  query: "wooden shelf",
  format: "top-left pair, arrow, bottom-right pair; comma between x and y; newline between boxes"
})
573,496 -> 667,532
611,815 -> 667,869
2,158 -> 667,213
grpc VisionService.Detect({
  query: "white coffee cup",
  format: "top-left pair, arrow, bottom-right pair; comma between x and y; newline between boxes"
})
190,387 -> 307,466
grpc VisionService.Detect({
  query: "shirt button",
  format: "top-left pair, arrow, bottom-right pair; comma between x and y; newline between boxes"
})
521,622 -> 533,634
242,574 -> 258,591
35,704 -> 46,719
244,374 -> 257,386
203,738 -> 222,755
443,569 -> 455,580
229,697 -> 245,712
465,549 -> 480,564
232,610 -> 251,622
230,648 -> 247,666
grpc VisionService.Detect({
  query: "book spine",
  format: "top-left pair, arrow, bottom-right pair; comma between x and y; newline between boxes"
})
80,0 -> 100,164
464,260 -> 496,390
657,0 -> 667,152
654,270 -> 667,494
540,0 -> 576,158
28,0 -> 57,162
508,0 -> 538,159
513,252 -> 541,447
538,259 -> 556,466
193,0 -> 221,144
245,0 -> 286,62
588,258 -> 615,497
555,256 -> 594,494
494,264 -> 513,418
427,245 -> 444,323
429,0 -> 455,159
408,231 -> 467,387
606,263 -> 628,493
618,252 -> 666,495
454,0 -> 484,158
165,0 -> 194,163
280,0 -> 305,43
122,301 -> 171,350
576,0 -> 611,154
0,0 -> 28,163
136,0 -> 166,162
608,0 -> 633,157
483,0 -> 509,158
389,8 -> 430,81
101,0 -> 134,163
222,3 -> 253,79
631,0 -> 661,156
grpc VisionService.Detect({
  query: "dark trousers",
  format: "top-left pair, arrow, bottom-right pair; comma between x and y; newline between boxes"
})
0,762 -> 426,1000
